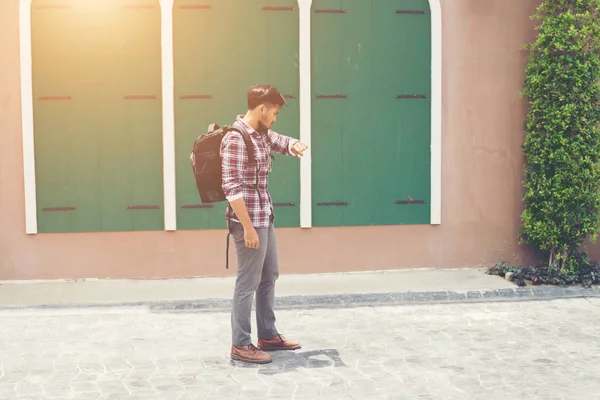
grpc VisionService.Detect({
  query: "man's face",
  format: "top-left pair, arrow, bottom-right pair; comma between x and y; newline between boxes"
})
257,104 -> 280,131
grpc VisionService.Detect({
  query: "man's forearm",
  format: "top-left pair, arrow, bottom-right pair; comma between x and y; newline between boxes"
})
228,197 -> 254,230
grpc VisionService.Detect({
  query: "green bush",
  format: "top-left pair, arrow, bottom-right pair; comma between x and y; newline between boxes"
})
487,254 -> 600,288
520,0 -> 600,271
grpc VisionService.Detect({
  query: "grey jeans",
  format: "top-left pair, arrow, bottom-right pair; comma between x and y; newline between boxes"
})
230,221 -> 280,346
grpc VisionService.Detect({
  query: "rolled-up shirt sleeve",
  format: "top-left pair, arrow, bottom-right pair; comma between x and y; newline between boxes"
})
268,129 -> 298,156
220,132 -> 245,202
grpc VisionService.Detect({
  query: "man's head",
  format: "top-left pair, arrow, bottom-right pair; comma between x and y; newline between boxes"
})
247,84 -> 286,132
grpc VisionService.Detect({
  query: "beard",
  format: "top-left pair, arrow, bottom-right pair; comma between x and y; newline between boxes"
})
257,119 -> 270,134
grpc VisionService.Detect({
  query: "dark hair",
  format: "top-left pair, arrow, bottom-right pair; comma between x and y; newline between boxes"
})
247,84 -> 287,110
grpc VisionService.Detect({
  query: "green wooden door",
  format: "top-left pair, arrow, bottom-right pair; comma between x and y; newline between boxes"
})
31,0 -> 164,233
174,0 -> 300,230
311,0 -> 431,226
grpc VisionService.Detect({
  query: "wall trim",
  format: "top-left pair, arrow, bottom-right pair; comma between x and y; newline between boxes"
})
19,0 -> 37,234
18,0 -> 177,233
297,0 -> 442,227
429,0 -> 442,225
159,0 -> 177,231
297,0 -> 313,228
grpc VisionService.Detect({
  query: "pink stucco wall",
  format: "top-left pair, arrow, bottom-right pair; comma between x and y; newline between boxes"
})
2,0 -> 581,281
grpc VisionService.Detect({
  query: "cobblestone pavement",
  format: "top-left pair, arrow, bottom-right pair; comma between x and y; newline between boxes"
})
1,298 -> 600,400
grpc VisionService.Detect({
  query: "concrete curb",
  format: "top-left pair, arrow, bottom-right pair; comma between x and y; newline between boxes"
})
0,285 -> 599,313
149,286 -> 600,312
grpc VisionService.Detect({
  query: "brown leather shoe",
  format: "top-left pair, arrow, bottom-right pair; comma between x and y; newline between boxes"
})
258,334 -> 301,351
231,344 -> 273,364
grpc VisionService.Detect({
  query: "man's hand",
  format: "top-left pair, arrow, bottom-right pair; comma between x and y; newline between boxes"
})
291,141 -> 309,158
244,227 -> 260,249
227,197 -> 258,249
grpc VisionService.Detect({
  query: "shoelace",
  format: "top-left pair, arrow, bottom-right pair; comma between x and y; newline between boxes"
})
263,335 -> 286,343
277,334 -> 287,343
248,344 -> 260,353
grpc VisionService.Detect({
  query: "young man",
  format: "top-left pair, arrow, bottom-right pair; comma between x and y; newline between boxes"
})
220,84 -> 308,364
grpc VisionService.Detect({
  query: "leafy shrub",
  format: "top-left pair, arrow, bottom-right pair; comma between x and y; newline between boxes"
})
520,0 -> 600,271
487,255 -> 600,288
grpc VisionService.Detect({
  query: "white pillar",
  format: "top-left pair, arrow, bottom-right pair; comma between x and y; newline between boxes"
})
429,0 -> 442,225
297,0 -> 313,228
159,0 -> 177,231
19,0 -> 37,234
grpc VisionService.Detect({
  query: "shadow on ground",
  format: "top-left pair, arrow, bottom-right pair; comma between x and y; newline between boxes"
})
230,349 -> 346,375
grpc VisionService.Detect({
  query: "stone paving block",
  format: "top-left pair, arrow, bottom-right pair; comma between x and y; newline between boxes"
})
177,391 -> 208,400
266,382 -> 296,398
208,381 -> 242,398
148,376 -> 186,393
41,381 -> 72,398
176,372 -> 204,387
319,387 -> 351,398
494,288 -> 518,298
71,373 -> 98,384
78,362 -> 105,375
530,287 -> 564,298
348,380 -> 384,400
205,395 -> 238,400
15,381 -> 44,396
95,381 -> 129,396
514,288 -> 534,297
96,394 -> 128,400
333,367 -> 371,384
1,360 -> 29,375
480,289 -> 502,299
70,393 -> 101,400
102,358 -> 131,372
236,387 -> 271,400
465,291 -> 484,300
587,297 -> 600,306
97,371 -> 130,384
291,383 -> 321,398
2,299 -> 600,399
123,378 -> 154,393
0,383 -> 16,398
0,371 -> 27,384
69,382 -> 98,394
445,291 -> 468,302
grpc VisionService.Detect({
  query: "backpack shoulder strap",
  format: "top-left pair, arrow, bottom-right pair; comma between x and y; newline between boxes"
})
223,123 -> 256,271
225,125 -> 255,164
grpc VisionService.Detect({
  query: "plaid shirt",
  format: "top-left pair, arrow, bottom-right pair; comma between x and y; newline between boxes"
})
220,116 -> 297,229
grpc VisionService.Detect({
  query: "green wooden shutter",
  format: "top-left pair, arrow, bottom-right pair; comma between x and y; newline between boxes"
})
174,0 -> 300,230
31,0 -> 164,233
311,0 -> 432,226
